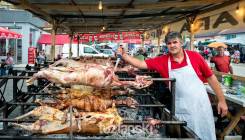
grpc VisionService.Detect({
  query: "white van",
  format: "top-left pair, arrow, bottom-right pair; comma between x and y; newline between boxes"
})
62,44 -> 109,58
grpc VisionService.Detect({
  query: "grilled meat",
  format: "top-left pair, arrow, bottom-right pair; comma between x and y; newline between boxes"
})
13,107 -> 122,134
35,96 -> 138,112
50,88 -> 134,100
26,64 -> 152,89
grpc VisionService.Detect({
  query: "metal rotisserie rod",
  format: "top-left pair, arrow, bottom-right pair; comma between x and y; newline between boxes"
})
123,120 -> 187,126
7,102 -> 165,108
0,119 -> 186,126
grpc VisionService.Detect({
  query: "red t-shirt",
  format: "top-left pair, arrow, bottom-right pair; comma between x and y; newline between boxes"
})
145,50 -> 213,83
210,56 -> 231,73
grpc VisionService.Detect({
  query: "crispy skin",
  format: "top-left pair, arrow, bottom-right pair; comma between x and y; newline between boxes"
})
13,107 -> 122,134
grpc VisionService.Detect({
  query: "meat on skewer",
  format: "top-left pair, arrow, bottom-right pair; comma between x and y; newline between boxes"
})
26,64 -> 152,89
13,107 -> 122,134
35,96 -> 138,112
49,88 -> 134,100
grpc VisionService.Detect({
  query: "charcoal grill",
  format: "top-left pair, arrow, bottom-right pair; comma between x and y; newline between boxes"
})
0,70 -> 199,139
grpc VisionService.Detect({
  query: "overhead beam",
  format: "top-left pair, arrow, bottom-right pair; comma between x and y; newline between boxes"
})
35,0 -> 226,11
3,0 -> 70,32
18,0 -> 53,21
63,20 -> 164,26
53,11 -> 188,19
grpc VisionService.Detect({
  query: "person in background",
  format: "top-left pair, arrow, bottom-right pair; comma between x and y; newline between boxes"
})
233,49 -> 240,64
5,52 -> 14,75
117,31 -> 228,140
210,46 -> 233,74
36,51 -> 45,65
0,59 -> 6,76
224,48 -> 230,56
56,54 -> 62,61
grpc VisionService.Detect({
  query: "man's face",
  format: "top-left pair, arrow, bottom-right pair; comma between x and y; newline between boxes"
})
217,47 -> 224,56
166,38 -> 183,55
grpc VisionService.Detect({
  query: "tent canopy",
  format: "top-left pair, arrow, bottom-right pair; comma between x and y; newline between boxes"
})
0,27 -> 22,39
37,34 -> 71,45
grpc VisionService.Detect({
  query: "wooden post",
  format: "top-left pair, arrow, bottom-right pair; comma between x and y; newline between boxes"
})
185,14 -> 197,51
190,33 -> 194,51
157,34 -> 161,54
69,34 -> 73,58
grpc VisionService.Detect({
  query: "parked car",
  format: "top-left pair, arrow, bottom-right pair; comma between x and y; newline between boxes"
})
62,44 -> 109,58
100,49 -> 115,58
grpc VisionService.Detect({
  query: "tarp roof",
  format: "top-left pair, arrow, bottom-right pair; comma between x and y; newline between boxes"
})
3,0 -> 237,34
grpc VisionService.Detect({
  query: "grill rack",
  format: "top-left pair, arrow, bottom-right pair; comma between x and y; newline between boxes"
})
0,70 -> 199,139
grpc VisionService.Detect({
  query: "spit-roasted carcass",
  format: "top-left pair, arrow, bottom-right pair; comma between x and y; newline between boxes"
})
49,88 -> 134,100
35,95 -> 138,112
13,106 -> 122,134
26,63 -> 152,89
51,58 -> 138,73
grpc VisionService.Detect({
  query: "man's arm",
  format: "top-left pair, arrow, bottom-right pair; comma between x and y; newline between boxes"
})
122,53 -> 148,69
206,75 -> 228,117
229,65 -> 233,74
118,47 -> 147,69
229,57 -> 233,74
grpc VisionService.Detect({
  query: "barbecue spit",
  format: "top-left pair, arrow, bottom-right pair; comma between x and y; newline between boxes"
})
49,88 -> 134,100
35,95 -> 138,112
12,107 -> 122,134
26,64 -> 152,89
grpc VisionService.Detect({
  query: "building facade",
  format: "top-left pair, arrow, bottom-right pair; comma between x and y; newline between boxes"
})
0,8 -> 46,64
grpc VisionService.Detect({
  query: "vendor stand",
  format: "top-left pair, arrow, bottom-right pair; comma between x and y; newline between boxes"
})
206,71 -> 245,139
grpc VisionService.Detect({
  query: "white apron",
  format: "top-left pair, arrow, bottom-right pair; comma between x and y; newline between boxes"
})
168,51 -> 216,140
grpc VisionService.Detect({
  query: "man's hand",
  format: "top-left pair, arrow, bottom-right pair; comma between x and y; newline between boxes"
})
217,100 -> 228,117
117,45 -> 126,57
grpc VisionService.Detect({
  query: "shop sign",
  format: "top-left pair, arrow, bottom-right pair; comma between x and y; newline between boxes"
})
180,10 -> 245,33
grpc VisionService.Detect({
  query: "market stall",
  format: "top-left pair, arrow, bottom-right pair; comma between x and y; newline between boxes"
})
206,71 -> 245,139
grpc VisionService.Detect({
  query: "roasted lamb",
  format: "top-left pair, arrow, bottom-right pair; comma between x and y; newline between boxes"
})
13,106 -> 122,134
26,64 -> 152,89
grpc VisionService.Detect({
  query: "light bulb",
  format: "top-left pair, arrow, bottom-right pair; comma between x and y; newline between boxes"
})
236,4 -> 239,14
98,0 -> 103,10
102,26 -> 106,30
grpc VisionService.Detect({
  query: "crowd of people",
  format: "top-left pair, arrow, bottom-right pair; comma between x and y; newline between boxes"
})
199,45 -> 244,64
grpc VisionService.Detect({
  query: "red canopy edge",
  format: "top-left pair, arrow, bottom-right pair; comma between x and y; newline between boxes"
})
0,27 -> 22,39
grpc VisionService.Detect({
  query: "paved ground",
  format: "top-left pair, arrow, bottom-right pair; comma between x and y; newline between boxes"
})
232,63 -> 245,77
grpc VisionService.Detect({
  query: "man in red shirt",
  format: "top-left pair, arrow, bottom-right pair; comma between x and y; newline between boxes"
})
118,31 -> 227,140
210,46 -> 233,74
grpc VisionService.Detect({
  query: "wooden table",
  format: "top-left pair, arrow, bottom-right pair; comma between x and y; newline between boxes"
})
206,85 -> 245,139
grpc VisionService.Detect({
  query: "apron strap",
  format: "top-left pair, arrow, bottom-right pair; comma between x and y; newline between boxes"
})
168,51 -> 191,74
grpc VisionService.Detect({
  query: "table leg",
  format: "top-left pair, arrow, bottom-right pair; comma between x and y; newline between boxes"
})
219,108 -> 245,139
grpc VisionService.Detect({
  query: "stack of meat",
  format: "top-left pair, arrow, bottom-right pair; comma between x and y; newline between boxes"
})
26,59 -> 152,89
13,59 -> 154,135
13,87 -> 139,134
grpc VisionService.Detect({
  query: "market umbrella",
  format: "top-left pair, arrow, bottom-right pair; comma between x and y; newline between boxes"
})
207,42 -> 227,48
0,27 -> 22,39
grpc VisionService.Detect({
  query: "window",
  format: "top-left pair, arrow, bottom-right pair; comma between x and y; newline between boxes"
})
0,39 -> 6,56
84,47 -> 97,54
225,34 -> 236,40
17,39 -> 22,64
102,50 -> 112,55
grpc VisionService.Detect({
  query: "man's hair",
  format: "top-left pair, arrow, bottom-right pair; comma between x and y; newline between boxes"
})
165,31 -> 183,43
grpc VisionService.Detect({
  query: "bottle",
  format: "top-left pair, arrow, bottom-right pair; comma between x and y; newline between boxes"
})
236,81 -> 242,96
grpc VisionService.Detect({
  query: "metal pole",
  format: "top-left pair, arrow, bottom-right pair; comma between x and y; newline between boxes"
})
77,35 -> 80,57
51,20 -> 57,61
13,71 -> 17,101
170,78 -> 176,120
